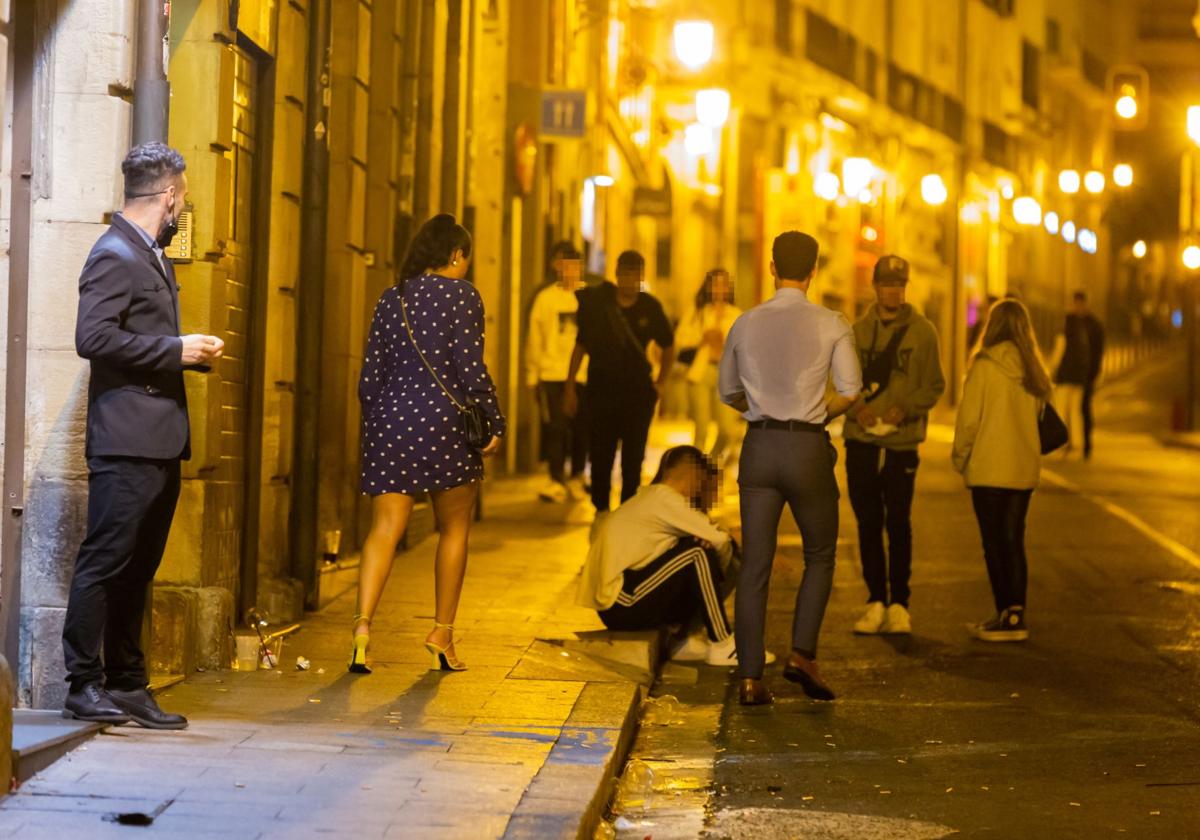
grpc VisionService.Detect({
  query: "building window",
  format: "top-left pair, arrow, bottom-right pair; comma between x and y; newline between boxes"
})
805,10 -> 855,82
983,121 -> 1012,168
1021,40 -> 1040,109
1082,49 -> 1107,90
1045,18 -> 1061,56
775,0 -> 793,55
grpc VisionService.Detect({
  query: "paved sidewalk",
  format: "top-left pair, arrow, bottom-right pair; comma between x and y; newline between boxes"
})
0,477 -> 659,840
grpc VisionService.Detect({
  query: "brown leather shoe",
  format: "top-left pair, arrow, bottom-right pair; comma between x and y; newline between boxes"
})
782,652 -> 836,701
738,678 -> 773,706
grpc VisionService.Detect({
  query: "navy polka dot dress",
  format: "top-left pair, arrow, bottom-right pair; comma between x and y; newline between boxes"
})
358,274 -> 506,496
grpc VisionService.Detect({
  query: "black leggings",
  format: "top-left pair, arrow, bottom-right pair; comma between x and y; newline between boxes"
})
970,487 -> 1033,612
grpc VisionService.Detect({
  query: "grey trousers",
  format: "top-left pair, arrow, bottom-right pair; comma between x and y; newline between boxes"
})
736,427 -> 840,679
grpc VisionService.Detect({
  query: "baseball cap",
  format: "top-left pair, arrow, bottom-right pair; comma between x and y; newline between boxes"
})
874,254 -> 910,284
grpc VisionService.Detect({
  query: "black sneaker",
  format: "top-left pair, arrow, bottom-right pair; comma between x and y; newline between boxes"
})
969,607 -> 1028,642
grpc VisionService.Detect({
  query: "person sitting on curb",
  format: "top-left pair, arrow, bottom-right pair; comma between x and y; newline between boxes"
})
576,446 -> 775,667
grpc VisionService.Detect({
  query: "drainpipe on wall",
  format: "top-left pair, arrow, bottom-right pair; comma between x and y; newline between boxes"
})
290,0 -> 332,609
133,0 -> 171,144
1,0 -> 36,678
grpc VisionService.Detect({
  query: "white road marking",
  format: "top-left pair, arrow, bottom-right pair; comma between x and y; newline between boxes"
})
1042,469 -> 1200,572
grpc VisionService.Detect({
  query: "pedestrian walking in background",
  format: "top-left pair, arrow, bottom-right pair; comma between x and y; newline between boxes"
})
565,250 -> 675,512
675,268 -> 744,465
577,446 -> 767,667
843,255 -> 945,636
526,242 -> 588,503
719,231 -> 862,706
1047,291 -> 1102,458
353,214 -> 505,675
953,299 -> 1052,642
64,143 -> 223,729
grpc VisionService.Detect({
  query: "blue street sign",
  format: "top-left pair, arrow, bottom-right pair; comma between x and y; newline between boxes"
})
541,89 -> 587,138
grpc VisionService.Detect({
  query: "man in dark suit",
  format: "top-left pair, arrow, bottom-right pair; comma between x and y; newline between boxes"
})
62,143 -> 224,728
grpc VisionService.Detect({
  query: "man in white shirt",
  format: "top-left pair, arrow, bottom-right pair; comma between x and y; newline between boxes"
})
526,243 -> 588,502
577,446 -> 767,666
719,231 -> 862,706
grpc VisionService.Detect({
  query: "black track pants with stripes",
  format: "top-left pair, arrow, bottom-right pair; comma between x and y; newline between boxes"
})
598,538 -> 731,641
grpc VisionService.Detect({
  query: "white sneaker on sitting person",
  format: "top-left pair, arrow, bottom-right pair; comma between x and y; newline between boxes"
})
704,635 -> 777,667
853,601 -> 887,634
881,603 -> 911,634
669,632 -> 709,662
538,480 -> 569,503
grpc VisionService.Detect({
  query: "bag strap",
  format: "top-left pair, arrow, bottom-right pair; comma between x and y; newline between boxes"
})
399,283 -> 467,413
607,295 -> 649,361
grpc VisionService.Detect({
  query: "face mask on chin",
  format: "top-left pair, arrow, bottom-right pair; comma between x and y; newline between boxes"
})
156,199 -> 179,249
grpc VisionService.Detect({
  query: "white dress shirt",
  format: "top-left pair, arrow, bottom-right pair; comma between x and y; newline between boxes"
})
718,287 -> 861,424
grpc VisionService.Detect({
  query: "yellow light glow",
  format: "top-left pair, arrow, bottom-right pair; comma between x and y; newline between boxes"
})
592,175 -> 615,187
1115,95 -> 1138,120
1184,245 -> 1200,270
857,189 -> 875,204
1084,171 -> 1105,194
1059,170 -> 1080,194
674,21 -> 714,70
1113,163 -> 1133,188
695,88 -> 731,128
1012,196 -> 1042,226
998,178 -> 1015,200
1062,220 -> 1076,244
961,203 -> 983,225
1132,240 -> 1147,259
921,174 -> 948,206
842,157 -> 876,197
684,123 -> 714,156
814,172 -> 840,200
861,225 -> 879,242
1044,211 -> 1060,235
1189,106 -> 1200,146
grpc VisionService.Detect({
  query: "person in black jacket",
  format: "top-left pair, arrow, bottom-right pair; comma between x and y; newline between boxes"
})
62,143 -> 224,728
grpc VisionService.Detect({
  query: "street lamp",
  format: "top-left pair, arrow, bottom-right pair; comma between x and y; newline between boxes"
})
1132,239 -> 1147,258
842,157 -> 876,197
921,174 -> 948,206
1012,196 -> 1042,226
1184,245 -> 1200,270
1062,220 -> 1077,243
814,172 -> 840,200
591,175 -> 615,187
1044,211 -> 1060,235
1084,171 -> 1106,194
674,21 -> 714,70
1188,106 -> 1200,145
1059,170 -> 1081,194
1113,163 -> 1134,187
1078,228 -> 1098,254
695,88 -> 731,127
684,122 -> 714,156
1115,92 -> 1138,120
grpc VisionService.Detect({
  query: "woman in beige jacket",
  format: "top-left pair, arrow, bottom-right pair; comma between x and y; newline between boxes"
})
953,299 -> 1052,642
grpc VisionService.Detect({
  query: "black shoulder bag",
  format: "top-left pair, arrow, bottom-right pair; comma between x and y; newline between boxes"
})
1038,400 -> 1068,455
400,289 -> 492,449
861,323 -> 910,403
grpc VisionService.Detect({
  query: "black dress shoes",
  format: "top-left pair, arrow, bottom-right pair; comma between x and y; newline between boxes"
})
108,688 -> 189,730
782,652 -> 836,701
63,684 -> 130,724
738,678 -> 773,706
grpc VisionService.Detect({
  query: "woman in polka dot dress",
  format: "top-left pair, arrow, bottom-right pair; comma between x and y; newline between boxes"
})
350,214 -> 505,675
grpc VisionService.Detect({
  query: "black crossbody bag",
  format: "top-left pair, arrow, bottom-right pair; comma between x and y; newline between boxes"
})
400,289 -> 491,449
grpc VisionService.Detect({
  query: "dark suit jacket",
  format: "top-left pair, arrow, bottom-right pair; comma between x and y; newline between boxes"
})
76,214 -> 191,460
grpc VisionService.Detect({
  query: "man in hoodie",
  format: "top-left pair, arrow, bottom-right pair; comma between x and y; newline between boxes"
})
526,243 -> 588,502
843,255 -> 945,636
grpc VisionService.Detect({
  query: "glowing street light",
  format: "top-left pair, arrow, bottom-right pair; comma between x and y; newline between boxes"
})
1132,239 -> 1147,259
1115,94 -> 1138,120
695,88 -> 731,128
674,21 -> 714,70
998,178 -> 1015,200
1084,171 -> 1106,194
921,174 -> 948,206
1062,221 -> 1077,244
842,157 -> 876,197
591,175 -> 615,187
1113,163 -> 1133,188
1078,228 -> 1098,254
1188,106 -> 1200,146
1012,196 -> 1042,226
813,172 -> 840,201
1184,245 -> 1200,270
1059,170 -> 1081,194
1044,211 -> 1060,235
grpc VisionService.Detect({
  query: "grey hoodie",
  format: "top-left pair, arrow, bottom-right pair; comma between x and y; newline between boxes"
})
843,303 -> 945,451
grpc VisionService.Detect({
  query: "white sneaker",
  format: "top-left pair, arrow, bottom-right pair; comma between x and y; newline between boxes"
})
565,477 -> 588,501
853,601 -> 887,635
704,636 -> 776,667
881,603 -> 911,635
538,481 -> 569,503
669,632 -> 709,662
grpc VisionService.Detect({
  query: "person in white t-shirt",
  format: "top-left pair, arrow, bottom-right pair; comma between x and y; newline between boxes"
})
577,446 -> 775,667
526,243 -> 588,502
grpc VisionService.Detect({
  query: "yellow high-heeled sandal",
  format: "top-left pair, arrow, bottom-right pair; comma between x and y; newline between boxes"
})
424,622 -> 466,672
349,614 -> 372,674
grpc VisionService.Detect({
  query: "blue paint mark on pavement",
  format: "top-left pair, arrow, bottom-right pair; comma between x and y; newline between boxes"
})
544,727 -> 618,766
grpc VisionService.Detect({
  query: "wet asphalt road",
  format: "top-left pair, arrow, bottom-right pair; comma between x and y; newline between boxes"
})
611,353 -> 1200,839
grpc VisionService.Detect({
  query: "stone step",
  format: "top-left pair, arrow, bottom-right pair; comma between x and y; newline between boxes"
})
11,710 -> 105,785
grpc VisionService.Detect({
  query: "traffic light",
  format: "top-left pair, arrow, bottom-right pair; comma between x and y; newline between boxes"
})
1109,66 -> 1148,130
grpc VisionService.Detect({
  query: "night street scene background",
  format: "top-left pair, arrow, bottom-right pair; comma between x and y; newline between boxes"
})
0,0 -> 1199,838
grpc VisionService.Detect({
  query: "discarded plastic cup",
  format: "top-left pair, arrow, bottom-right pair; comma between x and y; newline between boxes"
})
615,759 -> 654,815
234,635 -> 259,671
641,694 -> 682,725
